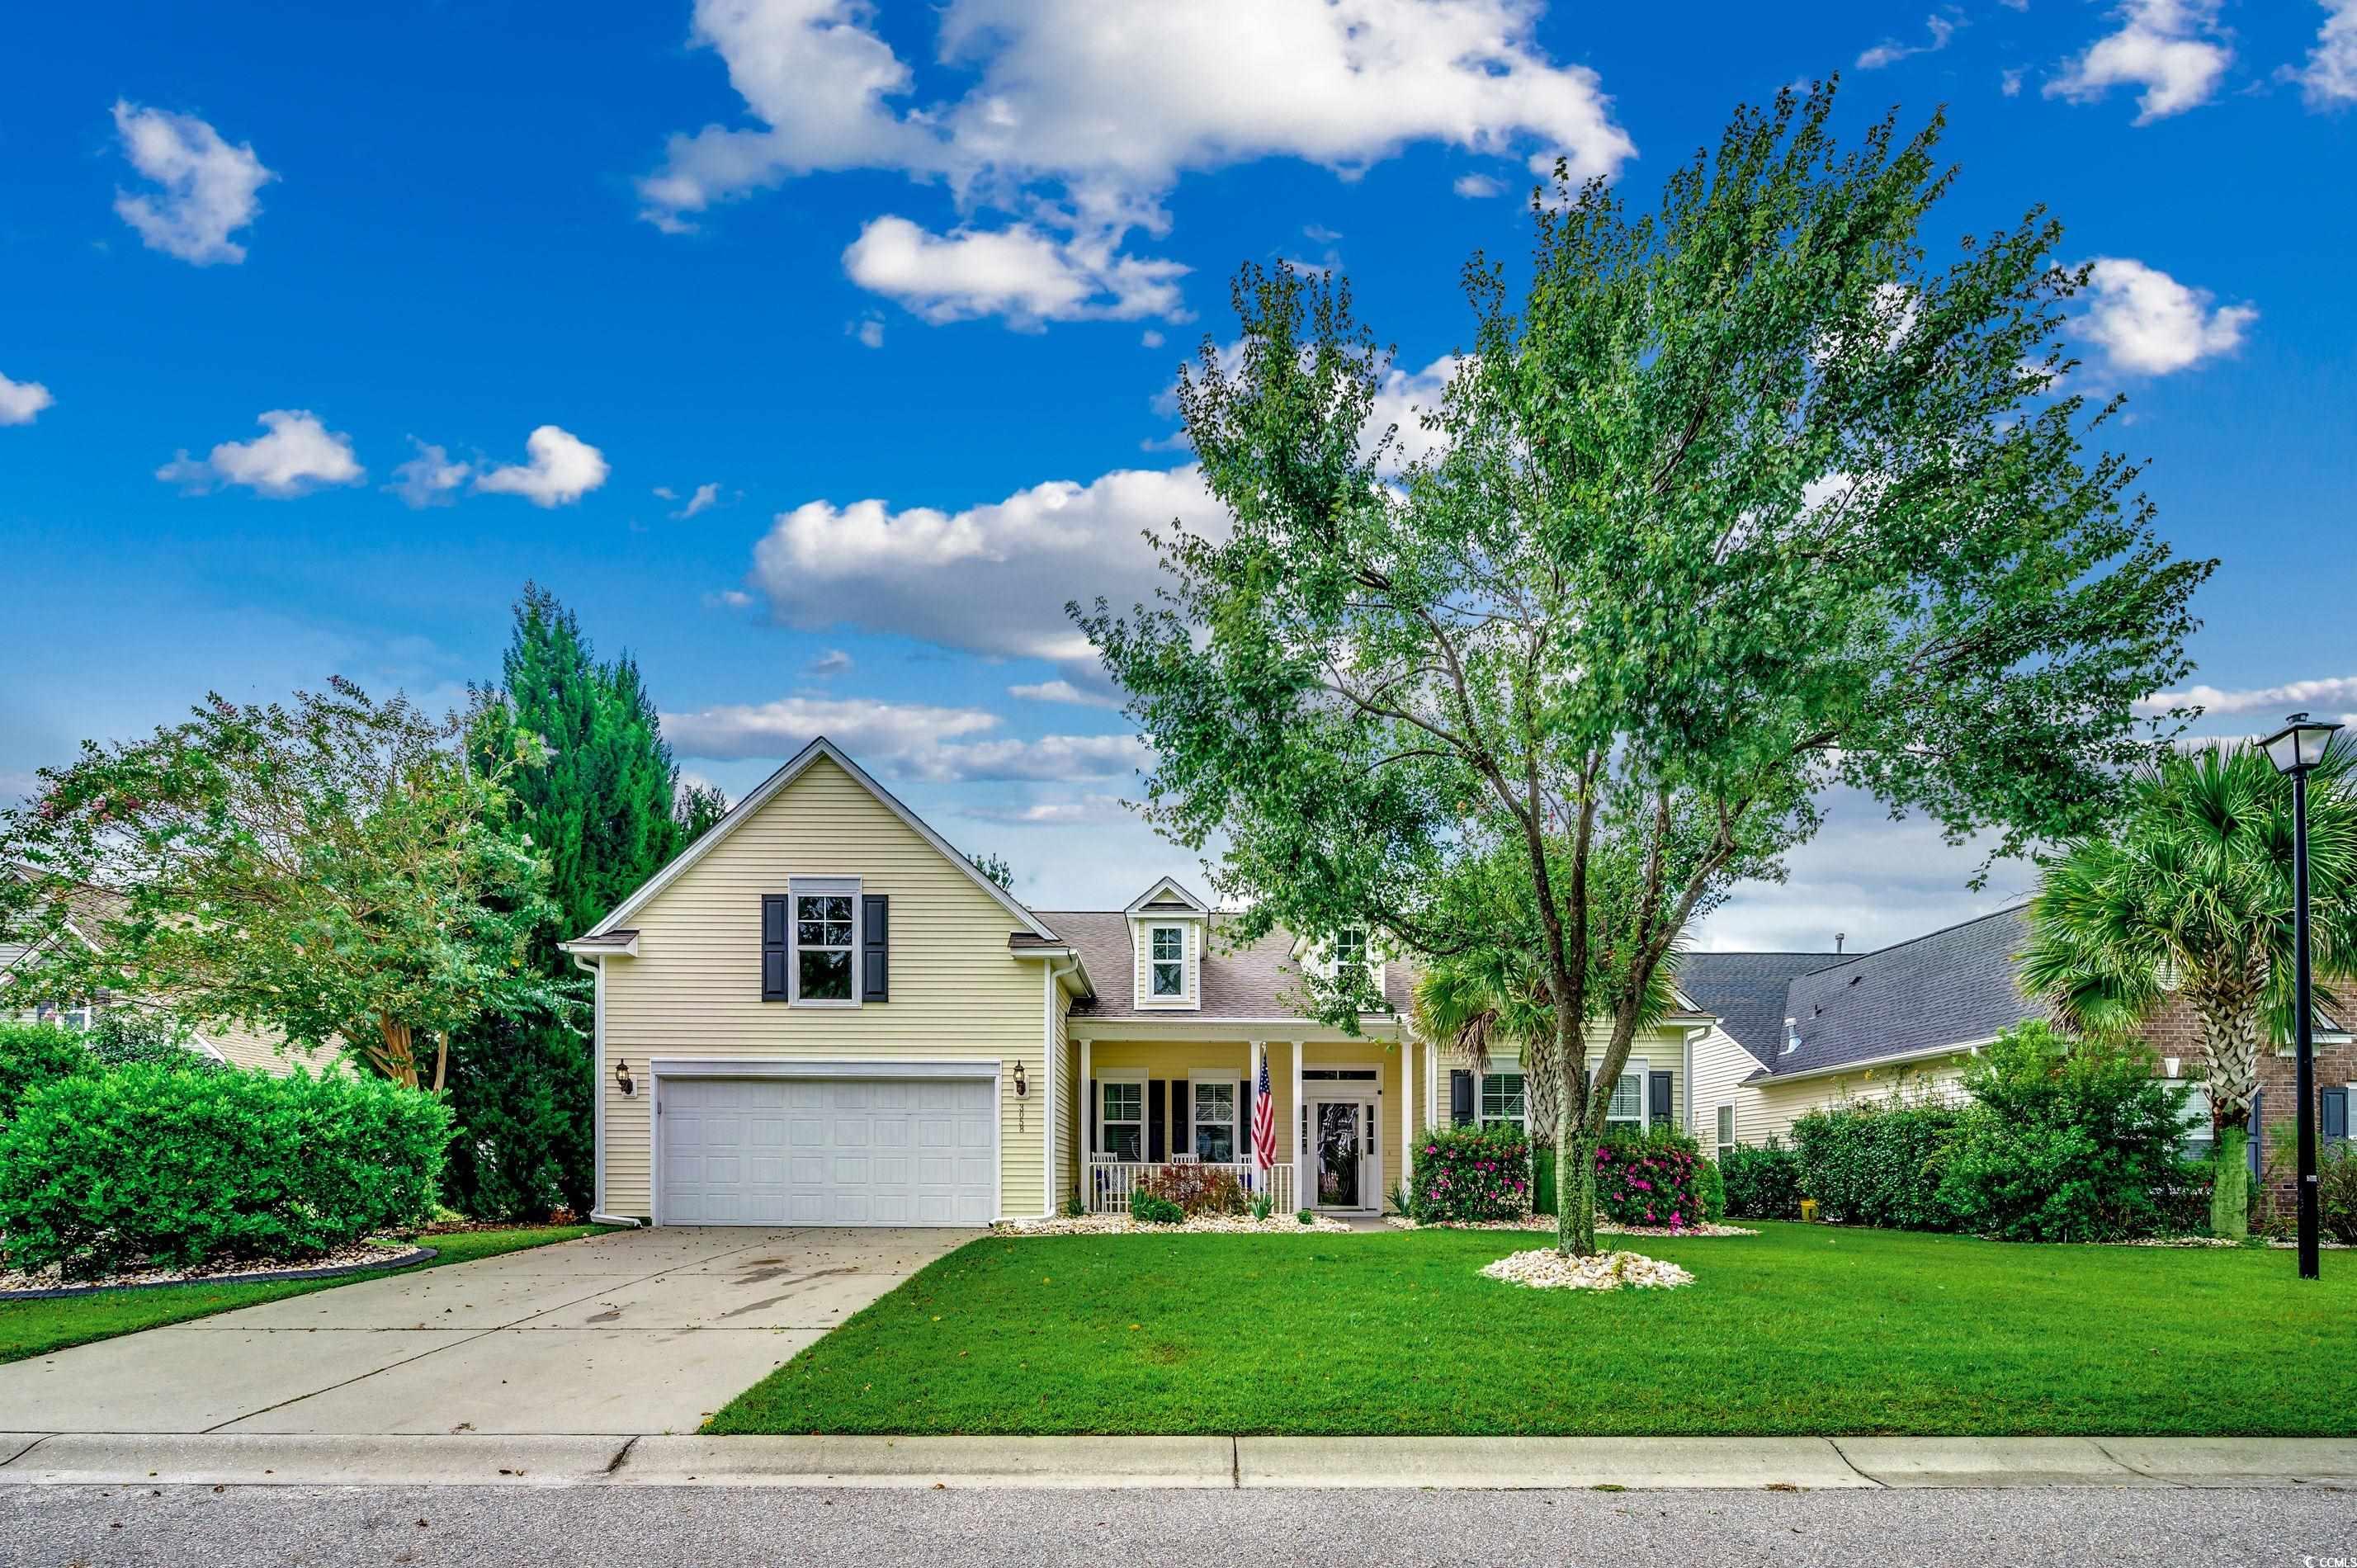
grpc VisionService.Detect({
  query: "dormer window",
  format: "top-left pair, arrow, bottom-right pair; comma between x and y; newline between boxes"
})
1150,925 -> 1185,999
1331,926 -> 1367,974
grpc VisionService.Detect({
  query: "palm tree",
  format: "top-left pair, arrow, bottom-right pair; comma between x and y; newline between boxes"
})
1414,944 -> 1562,1155
2021,738 -> 2357,1238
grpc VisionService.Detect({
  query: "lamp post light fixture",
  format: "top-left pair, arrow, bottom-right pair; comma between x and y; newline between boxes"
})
2259,711 -> 2343,1282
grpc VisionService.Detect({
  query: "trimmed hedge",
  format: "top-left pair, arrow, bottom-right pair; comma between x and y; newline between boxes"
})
0,1023 -> 91,1126
1791,1101 -> 1963,1230
1409,1122 -> 1532,1222
1719,1141 -> 1802,1220
1594,1126 -> 1709,1228
0,1064 -> 450,1280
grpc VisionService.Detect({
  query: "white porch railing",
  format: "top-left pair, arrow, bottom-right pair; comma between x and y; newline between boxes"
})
1087,1157 -> 1297,1216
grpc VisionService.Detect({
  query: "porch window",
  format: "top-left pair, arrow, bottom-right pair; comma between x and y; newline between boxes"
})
1150,925 -> 1184,998
1100,1080 -> 1144,1161
1479,1071 -> 1526,1128
1606,1070 -> 1644,1130
1192,1079 -> 1237,1162
1715,1103 -> 1736,1159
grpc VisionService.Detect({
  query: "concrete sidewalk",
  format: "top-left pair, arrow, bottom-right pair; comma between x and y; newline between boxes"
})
2,1433 -> 2354,1490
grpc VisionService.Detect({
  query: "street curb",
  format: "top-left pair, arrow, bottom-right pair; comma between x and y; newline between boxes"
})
3,1433 -> 2355,1490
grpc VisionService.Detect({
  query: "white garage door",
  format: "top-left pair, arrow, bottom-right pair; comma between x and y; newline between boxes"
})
656,1073 -> 997,1226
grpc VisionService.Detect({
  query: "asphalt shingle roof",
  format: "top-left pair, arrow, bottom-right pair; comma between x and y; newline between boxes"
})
1673,952 -> 1847,1068
1035,910 -> 1413,1022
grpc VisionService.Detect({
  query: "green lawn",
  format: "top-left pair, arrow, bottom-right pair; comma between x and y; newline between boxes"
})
706,1223 -> 2357,1438
0,1225 -> 604,1365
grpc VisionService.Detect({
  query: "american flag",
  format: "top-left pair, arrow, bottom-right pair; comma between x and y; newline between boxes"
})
1253,1050 -> 1276,1174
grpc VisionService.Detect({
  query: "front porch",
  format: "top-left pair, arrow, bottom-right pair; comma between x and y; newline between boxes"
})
1066,1028 -> 1427,1217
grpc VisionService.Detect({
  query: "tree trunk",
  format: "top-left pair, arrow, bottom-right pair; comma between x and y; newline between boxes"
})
431,1030 -> 450,1093
2211,1126 -> 2250,1240
1556,1120 -> 1598,1256
369,1015 -> 421,1089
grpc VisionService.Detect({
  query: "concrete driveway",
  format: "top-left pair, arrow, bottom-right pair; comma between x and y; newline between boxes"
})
0,1226 -> 970,1438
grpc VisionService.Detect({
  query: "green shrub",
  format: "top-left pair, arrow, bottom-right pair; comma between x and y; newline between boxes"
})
0,1064 -> 451,1280
1409,1122 -> 1532,1222
1693,1154 -> 1727,1222
81,1011 -> 223,1073
1719,1141 -> 1802,1219
1594,1126 -> 1709,1228
0,1023 -> 92,1124
1128,1189 -> 1185,1225
1296,1208 -> 1314,1225
1935,1025 -> 2193,1242
2317,1145 -> 2357,1245
1792,1099 -> 1963,1230
1249,1193 -> 1274,1221
438,1019 -> 592,1221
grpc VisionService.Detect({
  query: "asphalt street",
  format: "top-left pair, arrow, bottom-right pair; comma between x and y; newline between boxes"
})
4,1484 -> 2354,1567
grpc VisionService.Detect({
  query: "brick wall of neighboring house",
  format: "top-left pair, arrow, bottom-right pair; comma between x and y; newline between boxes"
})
2137,991 -> 2357,1203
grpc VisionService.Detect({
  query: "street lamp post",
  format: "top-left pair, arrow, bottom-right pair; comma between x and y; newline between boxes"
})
2260,711 -> 2343,1281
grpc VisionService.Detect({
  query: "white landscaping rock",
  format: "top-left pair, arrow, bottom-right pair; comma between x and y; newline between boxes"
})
1479,1248 -> 1694,1291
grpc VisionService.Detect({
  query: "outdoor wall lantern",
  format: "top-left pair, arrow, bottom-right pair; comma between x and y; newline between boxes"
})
615,1058 -> 636,1098
2259,711 -> 2343,1282
1012,1061 -> 1028,1098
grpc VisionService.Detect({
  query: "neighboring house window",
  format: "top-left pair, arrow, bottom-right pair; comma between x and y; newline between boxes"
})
35,1001 -> 92,1031
791,879 -> 858,1004
1715,1103 -> 1736,1160
1606,1070 -> 1645,1131
1150,925 -> 1185,999
2176,1083 -> 2214,1163
1480,1071 -> 1526,1128
1101,1080 -> 1144,1161
1193,1079 -> 1237,1162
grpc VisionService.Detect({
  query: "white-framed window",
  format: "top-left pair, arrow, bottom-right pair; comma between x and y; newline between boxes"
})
1606,1067 -> 1646,1131
1149,924 -> 1185,999
1480,1070 -> 1527,1128
1715,1103 -> 1736,1160
1191,1075 -> 1238,1162
1331,926 -> 1367,973
36,1001 -> 94,1032
790,877 -> 860,1006
2176,1083 -> 2214,1162
1099,1079 -> 1145,1161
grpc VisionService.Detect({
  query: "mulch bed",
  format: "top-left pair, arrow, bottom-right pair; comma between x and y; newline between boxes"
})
0,1240 -> 436,1300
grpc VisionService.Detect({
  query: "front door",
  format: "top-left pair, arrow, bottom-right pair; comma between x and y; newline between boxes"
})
1311,1098 -> 1377,1211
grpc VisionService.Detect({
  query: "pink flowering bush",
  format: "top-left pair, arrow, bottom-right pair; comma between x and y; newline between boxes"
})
1409,1123 -> 1532,1222
1594,1127 -> 1709,1230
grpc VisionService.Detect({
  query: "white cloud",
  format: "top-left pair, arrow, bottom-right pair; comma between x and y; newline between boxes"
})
385,441 -> 470,508
0,372 -> 54,426
475,425 -> 609,507
1140,329 -> 1165,349
1010,679 -> 1123,709
2045,0 -> 2232,123
851,315 -> 886,348
843,215 -> 1188,328
157,409 -> 363,498
745,463 -> 1214,684
2079,257 -> 2255,375
706,588 -> 756,610
2000,67 -> 2025,97
2289,0 -> 2357,107
2136,674 -> 2357,719
805,648 -> 854,677
642,0 -> 1634,327
1857,14 -> 1958,70
659,692 -> 1148,782
1366,354 -> 1461,475
673,481 -> 721,518
964,792 -> 1135,825
1452,172 -> 1504,198
111,100 -> 276,265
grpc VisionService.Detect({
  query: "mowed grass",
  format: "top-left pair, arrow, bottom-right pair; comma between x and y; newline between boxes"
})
706,1222 -> 2357,1438
0,1225 -> 603,1365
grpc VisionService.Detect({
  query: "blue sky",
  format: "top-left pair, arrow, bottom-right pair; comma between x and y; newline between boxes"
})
4,0 -> 2353,949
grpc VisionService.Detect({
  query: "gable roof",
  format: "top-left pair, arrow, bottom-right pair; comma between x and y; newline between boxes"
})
1674,951 -> 1848,1068
1036,910 -> 1415,1022
1124,876 -> 1212,917
572,737 -> 1057,943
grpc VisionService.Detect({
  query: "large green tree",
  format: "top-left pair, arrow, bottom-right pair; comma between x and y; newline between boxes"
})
2021,739 -> 2357,1237
1080,87 -> 2209,1254
0,678 -> 570,1089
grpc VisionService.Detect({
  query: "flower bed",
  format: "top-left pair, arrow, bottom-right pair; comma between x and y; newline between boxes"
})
1594,1128 -> 1709,1230
1386,1214 -> 1754,1237
1407,1123 -> 1532,1222
993,1212 -> 1351,1237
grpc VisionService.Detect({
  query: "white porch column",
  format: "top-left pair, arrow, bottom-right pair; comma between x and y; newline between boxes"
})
1292,1040 -> 1307,1211
1401,1037 -> 1415,1189
1077,1036 -> 1092,1163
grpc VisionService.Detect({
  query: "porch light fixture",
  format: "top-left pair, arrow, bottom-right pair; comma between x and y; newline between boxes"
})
1012,1062 -> 1028,1098
615,1058 -> 635,1098
2259,711 -> 2342,1282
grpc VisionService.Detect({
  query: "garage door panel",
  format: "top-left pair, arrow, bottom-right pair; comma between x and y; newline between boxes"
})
659,1072 -> 994,1226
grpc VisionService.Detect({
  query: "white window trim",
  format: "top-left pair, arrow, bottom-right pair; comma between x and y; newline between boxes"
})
1095,1067 -> 1147,1160
1478,1069 -> 1528,1130
1714,1101 -> 1737,1160
1187,1068 -> 1241,1164
1146,923 -> 1188,1004
787,875 -> 862,1008
1605,1058 -> 1651,1131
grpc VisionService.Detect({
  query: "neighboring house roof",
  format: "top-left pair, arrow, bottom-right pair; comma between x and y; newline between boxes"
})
1673,951 -> 1848,1068
1037,910 -> 1414,1023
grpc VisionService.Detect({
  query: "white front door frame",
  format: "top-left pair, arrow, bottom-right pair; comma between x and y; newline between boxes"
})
1299,1062 -> 1384,1212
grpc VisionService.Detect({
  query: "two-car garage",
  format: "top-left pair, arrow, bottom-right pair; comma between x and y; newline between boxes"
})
653,1065 -> 999,1226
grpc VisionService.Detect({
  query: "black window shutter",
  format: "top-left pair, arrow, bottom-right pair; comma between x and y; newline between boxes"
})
2323,1086 -> 2348,1142
1449,1070 -> 1474,1126
1147,1079 -> 1166,1161
1087,1079 -> 1098,1155
1239,1079 -> 1252,1162
861,894 -> 889,1002
1649,1070 -> 1673,1125
761,895 -> 788,1001
2248,1090 -> 2264,1175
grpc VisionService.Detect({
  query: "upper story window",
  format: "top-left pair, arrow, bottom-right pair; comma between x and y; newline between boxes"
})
1331,925 -> 1368,974
1150,924 -> 1185,999
793,879 -> 857,1004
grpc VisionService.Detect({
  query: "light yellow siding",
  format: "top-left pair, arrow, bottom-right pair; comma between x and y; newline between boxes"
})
1688,1026 -> 1762,1153
1738,1054 -> 1975,1147
1429,1023 -> 1689,1137
1050,985 -> 1074,1211
598,754 -> 1050,1220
